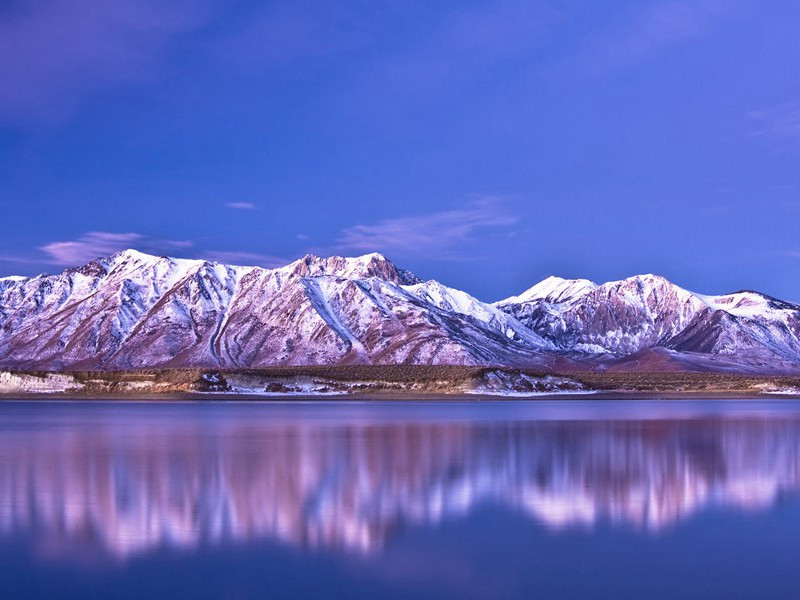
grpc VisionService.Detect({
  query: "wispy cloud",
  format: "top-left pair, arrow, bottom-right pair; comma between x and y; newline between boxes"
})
0,232 -> 291,273
0,0 -> 209,124
336,198 -> 518,259
38,231 -> 192,265
225,202 -> 257,210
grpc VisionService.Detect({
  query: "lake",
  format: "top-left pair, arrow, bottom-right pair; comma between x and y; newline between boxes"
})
1,399 -> 800,599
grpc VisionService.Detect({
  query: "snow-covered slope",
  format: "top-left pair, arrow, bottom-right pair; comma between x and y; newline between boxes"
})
0,250 -> 549,369
496,274 -> 800,370
404,280 -> 554,349
0,252 -> 798,371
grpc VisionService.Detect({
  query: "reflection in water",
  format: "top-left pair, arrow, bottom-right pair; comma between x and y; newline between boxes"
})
1,402 -> 800,560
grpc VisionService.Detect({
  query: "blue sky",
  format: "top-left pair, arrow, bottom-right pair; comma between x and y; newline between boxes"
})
0,0 -> 798,301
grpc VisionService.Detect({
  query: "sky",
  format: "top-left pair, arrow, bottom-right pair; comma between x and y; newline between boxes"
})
0,0 -> 799,302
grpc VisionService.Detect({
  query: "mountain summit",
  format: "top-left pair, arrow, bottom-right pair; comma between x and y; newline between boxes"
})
0,251 -> 798,372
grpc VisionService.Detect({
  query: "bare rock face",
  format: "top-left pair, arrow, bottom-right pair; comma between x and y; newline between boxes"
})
0,251 -> 798,372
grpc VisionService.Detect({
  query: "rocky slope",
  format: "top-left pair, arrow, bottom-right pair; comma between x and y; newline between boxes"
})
0,250 -> 798,372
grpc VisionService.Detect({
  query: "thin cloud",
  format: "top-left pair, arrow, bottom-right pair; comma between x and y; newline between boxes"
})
336,199 -> 518,259
3,233 -> 287,273
225,202 -> 257,210
39,232 -> 192,265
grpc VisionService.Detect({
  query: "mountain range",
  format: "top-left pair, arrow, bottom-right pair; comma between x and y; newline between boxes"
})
0,249 -> 797,373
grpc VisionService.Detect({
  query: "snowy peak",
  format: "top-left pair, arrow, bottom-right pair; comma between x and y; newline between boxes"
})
107,248 -> 158,265
501,273 -> 701,308
504,272 -> 797,320
281,252 -> 421,285
64,249 -> 420,286
496,272 -> 800,368
0,275 -> 28,289
101,248 -> 165,273
698,290 -> 798,318
499,275 -> 597,305
598,274 -> 691,299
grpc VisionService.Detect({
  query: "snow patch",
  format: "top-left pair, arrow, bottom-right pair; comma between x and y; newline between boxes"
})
754,383 -> 800,396
469,370 -> 586,396
0,372 -> 81,393
498,276 -> 597,305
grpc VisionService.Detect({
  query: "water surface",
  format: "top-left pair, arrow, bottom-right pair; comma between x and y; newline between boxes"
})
1,399 -> 800,599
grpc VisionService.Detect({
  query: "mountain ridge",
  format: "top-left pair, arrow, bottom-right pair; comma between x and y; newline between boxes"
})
0,249 -> 797,373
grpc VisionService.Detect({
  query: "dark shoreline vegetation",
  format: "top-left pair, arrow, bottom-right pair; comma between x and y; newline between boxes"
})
1,366 -> 799,397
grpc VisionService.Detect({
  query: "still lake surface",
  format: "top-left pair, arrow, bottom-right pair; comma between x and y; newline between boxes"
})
1,398 -> 800,599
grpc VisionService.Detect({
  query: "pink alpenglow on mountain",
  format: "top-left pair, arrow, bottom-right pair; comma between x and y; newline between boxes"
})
0,250 -> 798,372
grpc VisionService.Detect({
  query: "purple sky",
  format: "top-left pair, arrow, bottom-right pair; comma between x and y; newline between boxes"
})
0,0 -> 798,301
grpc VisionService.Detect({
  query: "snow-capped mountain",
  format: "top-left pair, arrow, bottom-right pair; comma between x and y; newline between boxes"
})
0,251 -> 797,372
0,250 -> 552,369
495,274 -> 800,371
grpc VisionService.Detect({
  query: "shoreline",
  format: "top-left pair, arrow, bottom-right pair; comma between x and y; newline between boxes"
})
3,389 -> 800,402
1,366 -> 799,401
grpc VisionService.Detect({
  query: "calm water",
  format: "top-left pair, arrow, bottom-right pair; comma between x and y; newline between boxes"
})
1,399 -> 800,599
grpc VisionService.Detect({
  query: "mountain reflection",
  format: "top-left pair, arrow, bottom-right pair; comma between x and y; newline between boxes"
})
1,404 -> 800,560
